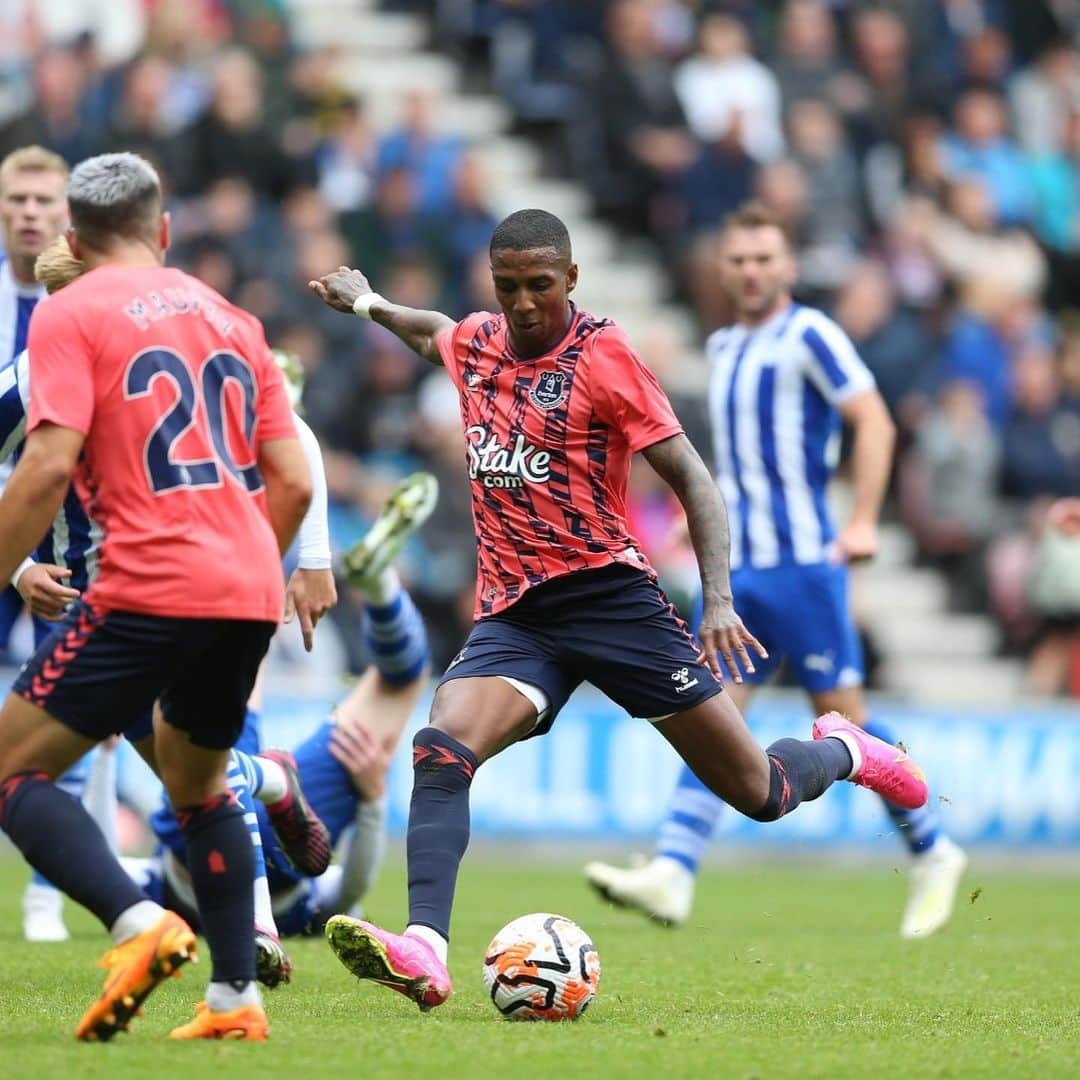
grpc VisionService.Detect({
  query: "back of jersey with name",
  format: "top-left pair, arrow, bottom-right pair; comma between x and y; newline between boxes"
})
26,264 -> 298,621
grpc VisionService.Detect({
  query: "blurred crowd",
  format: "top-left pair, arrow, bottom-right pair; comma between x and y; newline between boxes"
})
1,0 -> 1078,694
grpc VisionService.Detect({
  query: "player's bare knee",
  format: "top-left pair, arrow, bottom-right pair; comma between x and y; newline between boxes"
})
429,677 -> 536,763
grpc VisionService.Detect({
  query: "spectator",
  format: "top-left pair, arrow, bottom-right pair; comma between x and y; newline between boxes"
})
376,89 -> 464,215
903,379 -> 1001,609
902,182 -> 1046,301
832,260 -> 935,423
1027,99 -> 1080,253
567,0 -> 696,235
1009,37 -> 1080,156
316,98 -> 378,213
340,166 -> 444,286
185,46 -> 308,200
940,87 -> 1035,226
771,0 -> 862,116
1001,348 -> 1080,499
786,97 -> 862,259
674,14 -> 784,163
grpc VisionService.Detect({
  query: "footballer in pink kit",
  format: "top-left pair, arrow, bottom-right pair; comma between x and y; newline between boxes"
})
309,209 -> 930,1012
0,153 -> 311,1042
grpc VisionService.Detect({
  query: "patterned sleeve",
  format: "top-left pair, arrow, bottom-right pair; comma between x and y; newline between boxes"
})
436,311 -> 490,387
799,312 -> 876,405
589,325 -> 684,452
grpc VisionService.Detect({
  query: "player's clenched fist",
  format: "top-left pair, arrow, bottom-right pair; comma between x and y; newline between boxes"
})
308,266 -> 372,313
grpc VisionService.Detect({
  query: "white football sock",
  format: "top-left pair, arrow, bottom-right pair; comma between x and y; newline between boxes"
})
254,875 -> 277,937
364,566 -> 401,607
206,980 -> 262,1012
405,923 -> 448,964
109,899 -> 165,944
254,757 -> 289,804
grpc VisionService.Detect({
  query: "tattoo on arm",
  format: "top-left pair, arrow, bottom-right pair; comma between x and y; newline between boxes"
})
642,434 -> 732,602
371,305 -> 455,366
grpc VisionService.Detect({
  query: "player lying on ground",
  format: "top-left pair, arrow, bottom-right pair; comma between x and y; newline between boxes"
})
308,208 -> 930,1013
0,153 -> 312,1041
123,474 -> 435,940
585,203 -> 967,940
7,237 -> 337,989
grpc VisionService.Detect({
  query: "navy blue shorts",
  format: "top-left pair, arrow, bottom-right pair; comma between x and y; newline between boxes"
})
14,600 -> 275,750
439,565 -> 722,735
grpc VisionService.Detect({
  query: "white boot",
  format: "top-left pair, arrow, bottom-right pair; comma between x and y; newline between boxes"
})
22,881 -> 70,943
584,855 -> 696,926
901,837 -> 969,939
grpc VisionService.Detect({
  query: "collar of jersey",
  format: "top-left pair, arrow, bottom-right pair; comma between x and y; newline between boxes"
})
504,302 -> 580,364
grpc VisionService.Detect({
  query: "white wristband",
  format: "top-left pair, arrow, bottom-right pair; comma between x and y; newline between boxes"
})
352,293 -> 386,319
11,556 -> 34,590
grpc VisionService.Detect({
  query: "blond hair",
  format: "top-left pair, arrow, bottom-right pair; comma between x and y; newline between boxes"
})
34,236 -> 85,295
0,145 -> 69,195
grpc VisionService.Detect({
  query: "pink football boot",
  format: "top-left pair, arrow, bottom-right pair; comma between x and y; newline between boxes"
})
812,712 -> 929,810
326,916 -> 452,1013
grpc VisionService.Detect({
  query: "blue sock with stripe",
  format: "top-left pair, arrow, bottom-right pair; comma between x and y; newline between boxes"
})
363,585 -> 428,686
862,718 -> 940,854
656,763 -> 724,873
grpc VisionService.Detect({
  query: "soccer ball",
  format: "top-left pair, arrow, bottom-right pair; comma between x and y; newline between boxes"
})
482,912 -> 600,1021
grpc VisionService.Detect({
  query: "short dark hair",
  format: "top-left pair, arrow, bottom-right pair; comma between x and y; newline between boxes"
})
721,200 -> 794,250
67,152 -> 162,251
490,208 -> 571,261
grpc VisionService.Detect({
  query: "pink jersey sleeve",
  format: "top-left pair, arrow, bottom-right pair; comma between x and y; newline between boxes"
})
589,325 -> 684,452
435,311 -> 492,387
25,293 -> 95,435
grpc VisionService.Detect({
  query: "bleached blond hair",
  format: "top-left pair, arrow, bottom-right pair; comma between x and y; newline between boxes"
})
33,235 -> 86,295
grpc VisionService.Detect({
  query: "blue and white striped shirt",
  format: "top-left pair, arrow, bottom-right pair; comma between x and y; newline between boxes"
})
0,257 -> 100,592
0,255 -> 44,363
706,304 -> 875,570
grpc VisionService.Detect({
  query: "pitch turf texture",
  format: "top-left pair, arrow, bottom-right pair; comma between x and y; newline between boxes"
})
1,855 -> 1077,1078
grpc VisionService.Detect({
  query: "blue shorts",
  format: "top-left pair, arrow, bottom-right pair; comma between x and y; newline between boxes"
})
14,600 -> 275,749
694,561 -> 863,693
440,564 -> 722,734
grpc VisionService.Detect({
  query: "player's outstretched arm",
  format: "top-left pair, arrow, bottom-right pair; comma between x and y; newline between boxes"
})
308,266 -> 454,366
258,436 -> 313,556
643,433 -> 767,683
0,423 -> 83,588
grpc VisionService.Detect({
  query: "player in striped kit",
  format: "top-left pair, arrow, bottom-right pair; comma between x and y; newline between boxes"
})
0,146 -> 119,942
585,202 -> 967,939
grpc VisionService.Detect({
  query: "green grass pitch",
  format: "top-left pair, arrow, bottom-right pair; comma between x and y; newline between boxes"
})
0,852 -> 1077,1078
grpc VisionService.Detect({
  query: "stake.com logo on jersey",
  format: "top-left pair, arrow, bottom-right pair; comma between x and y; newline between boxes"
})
465,425 -> 551,488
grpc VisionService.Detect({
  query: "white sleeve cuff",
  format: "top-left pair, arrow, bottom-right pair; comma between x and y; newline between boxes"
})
10,556 -> 34,590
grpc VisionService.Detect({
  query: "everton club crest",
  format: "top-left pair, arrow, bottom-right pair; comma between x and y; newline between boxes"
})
529,370 -> 568,411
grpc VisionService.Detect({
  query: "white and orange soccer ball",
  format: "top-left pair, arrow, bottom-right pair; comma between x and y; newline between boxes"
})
482,913 -> 600,1021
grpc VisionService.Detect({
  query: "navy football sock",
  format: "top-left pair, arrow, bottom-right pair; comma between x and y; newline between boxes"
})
177,790 -> 255,986
750,737 -> 853,822
406,727 -> 478,941
0,770 -> 145,927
